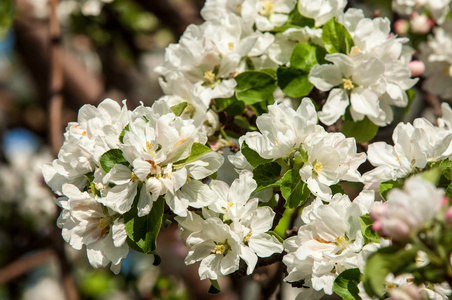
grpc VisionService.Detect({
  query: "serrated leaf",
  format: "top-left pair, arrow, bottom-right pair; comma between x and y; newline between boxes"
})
253,162 -> 282,191
333,268 -> 362,300
99,149 -> 129,173
277,67 -> 313,98
235,70 -> 277,105
170,102 -> 188,117
359,214 -> 381,244
379,180 -> 403,201
322,18 -> 355,54
241,141 -> 272,168
341,117 -> 379,144
362,246 -> 418,298
280,169 -> 310,208
124,197 -> 165,254
173,142 -> 212,168
208,279 -> 221,294
290,43 -> 325,72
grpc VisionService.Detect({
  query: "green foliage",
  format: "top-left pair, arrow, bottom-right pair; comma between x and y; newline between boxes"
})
277,67 -> 313,98
241,142 -> 272,168
280,169 -> 310,208
119,124 -> 129,144
234,115 -> 257,131
379,180 -> 404,200
290,43 -> 326,71
170,102 -> 188,117
359,214 -> 381,244
362,246 -> 418,298
208,279 -> 221,294
322,18 -> 355,54
253,162 -> 282,191
124,197 -> 165,253
235,70 -> 277,105
0,0 -> 14,39
213,96 -> 245,116
333,268 -> 362,300
273,7 -> 315,31
173,143 -> 212,168
100,149 -> 130,173
341,117 -> 379,144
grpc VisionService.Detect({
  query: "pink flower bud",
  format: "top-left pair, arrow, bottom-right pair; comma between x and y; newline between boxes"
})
409,60 -> 425,77
394,19 -> 409,35
442,196 -> 450,207
410,12 -> 434,34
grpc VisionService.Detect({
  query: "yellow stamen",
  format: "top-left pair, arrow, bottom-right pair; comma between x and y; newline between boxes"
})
227,201 -> 234,209
213,244 -> 226,255
350,46 -> 361,56
342,78 -> 354,90
275,138 -> 279,147
174,138 -> 188,147
131,172 -> 140,182
228,42 -> 235,51
97,216 -> 112,238
313,161 -> 323,173
203,70 -> 216,84
243,230 -> 252,243
260,1 -> 274,17
235,4 -> 242,13
81,131 -> 87,136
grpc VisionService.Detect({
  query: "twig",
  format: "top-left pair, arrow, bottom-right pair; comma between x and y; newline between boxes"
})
0,249 -> 56,283
271,192 -> 286,231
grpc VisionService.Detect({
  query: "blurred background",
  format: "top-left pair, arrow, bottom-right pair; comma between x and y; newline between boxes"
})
0,0 -> 437,299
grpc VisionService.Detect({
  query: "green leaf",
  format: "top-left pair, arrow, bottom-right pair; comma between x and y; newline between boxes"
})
235,70 -> 277,105
322,18 -> 355,54
234,115 -> 257,131
290,43 -> 325,72
359,214 -> 381,244
280,169 -> 310,208
241,141 -> 272,168
404,89 -> 416,113
208,280 -> 221,294
277,67 -> 313,98
170,102 -> 188,117
99,149 -> 129,173
119,124 -> 129,144
379,180 -> 403,200
331,184 -> 346,195
333,268 -> 362,300
253,162 -> 282,191
272,7 -> 314,31
124,197 -> 165,254
362,246 -> 418,298
341,117 -> 379,144
173,142 -> 212,168
421,167 -> 441,185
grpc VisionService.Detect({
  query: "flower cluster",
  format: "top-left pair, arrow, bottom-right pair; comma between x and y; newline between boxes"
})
42,0 -> 452,298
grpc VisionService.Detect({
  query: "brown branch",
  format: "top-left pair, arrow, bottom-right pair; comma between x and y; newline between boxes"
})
0,249 -> 56,283
14,0 -> 104,111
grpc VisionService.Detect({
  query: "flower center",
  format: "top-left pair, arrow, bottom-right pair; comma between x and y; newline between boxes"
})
212,241 -> 231,255
313,161 -> 323,173
203,70 -> 216,84
97,216 -> 113,238
243,230 -> 252,244
260,1 -> 273,18
228,42 -> 235,51
342,78 -> 354,90
334,235 -> 350,255
235,4 -> 242,13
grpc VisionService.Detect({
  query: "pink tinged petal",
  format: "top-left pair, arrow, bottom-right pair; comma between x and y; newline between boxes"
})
318,88 -> 350,125
309,64 -> 343,91
137,187 -> 154,217
240,245 -> 258,275
350,87 -> 380,118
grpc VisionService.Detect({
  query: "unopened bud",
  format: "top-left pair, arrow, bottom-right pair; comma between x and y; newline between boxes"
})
445,207 -> 452,226
410,12 -> 434,34
394,19 -> 409,35
409,60 -> 425,77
